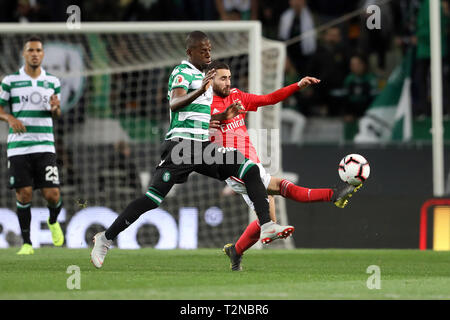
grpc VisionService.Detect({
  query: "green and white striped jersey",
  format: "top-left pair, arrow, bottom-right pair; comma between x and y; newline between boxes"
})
0,67 -> 61,157
166,60 -> 213,141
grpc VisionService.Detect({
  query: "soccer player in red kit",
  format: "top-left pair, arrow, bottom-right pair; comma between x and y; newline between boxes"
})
207,61 -> 362,271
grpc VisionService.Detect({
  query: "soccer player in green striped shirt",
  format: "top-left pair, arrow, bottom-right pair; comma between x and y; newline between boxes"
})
91,31 -> 294,268
0,36 -> 64,255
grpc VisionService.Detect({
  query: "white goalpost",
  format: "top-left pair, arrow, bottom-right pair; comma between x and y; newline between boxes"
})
0,21 -> 294,249
429,0 -> 445,197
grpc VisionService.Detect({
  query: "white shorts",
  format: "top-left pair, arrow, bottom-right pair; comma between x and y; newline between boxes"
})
225,163 -> 271,211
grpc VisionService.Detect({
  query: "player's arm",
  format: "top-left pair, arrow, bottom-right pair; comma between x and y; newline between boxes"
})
210,101 -> 246,121
50,79 -> 62,118
243,76 -> 320,111
298,76 -> 321,90
209,102 -> 245,130
169,69 -> 216,112
0,106 -> 26,134
0,79 -> 26,133
50,95 -> 61,118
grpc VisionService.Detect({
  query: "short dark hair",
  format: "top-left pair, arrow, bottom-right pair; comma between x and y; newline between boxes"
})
24,36 -> 43,47
206,60 -> 230,72
185,31 -> 209,49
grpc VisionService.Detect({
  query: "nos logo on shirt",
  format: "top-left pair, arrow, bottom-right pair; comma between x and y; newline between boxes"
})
20,92 -> 50,105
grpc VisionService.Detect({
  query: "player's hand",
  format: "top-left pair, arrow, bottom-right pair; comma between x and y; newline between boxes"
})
224,102 -> 246,120
298,76 -> 321,90
202,69 -> 216,92
209,119 -> 221,130
8,117 -> 26,134
209,119 -> 220,136
50,95 -> 61,117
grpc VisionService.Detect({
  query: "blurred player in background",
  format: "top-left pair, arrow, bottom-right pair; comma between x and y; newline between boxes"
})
0,36 -> 64,255
90,31 -> 294,269
206,61 -> 362,271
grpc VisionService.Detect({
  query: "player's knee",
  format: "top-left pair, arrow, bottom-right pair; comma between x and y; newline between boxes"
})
16,187 -> 33,203
43,188 -> 60,204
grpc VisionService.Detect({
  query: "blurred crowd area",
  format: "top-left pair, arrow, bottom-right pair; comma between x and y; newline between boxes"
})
1,0 -> 450,121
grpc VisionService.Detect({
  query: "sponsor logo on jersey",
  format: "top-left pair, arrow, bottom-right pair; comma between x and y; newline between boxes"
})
13,81 -> 30,87
174,74 -> 185,85
220,118 -> 245,133
20,93 -> 50,105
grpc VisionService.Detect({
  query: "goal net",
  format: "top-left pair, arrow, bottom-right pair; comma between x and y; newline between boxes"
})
0,22 -> 293,249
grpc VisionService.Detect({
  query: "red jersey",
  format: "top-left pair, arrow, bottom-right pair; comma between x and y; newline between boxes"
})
209,83 -> 300,163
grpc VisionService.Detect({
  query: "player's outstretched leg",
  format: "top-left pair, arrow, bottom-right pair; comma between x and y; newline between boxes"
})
278,179 -> 362,208
90,193 -> 162,268
91,231 -> 113,268
237,163 -> 294,244
259,221 -> 295,245
331,183 -> 363,208
279,179 -> 333,203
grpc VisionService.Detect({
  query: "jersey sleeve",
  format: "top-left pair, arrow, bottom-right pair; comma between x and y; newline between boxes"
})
238,83 -> 301,111
0,76 -> 11,107
170,68 -> 194,92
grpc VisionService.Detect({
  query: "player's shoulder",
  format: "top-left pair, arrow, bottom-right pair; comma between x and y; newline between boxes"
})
43,71 -> 61,84
171,63 -> 196,76
230,88 -> 245,96
1,70 -> 21,84
1,74 -> 10,84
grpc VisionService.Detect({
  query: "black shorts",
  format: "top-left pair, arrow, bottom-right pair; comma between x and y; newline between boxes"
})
146,139 -> 251,202
7,152 -> 60,189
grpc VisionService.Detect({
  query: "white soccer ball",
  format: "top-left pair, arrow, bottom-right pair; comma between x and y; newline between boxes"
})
338,154 -> 370,186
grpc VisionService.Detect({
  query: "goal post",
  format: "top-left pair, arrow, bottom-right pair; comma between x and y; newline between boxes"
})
0,21 -> 293,249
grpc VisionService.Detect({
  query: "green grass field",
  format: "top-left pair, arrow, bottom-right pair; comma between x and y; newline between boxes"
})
0,248 -> 449,300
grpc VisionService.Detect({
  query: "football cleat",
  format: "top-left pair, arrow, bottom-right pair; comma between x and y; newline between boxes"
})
223,243 -> 242,271
47,219 -> 64,246
90,231 -> 113,269
17,243 -> 34,255
259,221 -> 295,245
332,183 -> 363,208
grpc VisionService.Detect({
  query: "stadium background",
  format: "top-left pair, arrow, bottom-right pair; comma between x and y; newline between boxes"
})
0,0 -> 449,250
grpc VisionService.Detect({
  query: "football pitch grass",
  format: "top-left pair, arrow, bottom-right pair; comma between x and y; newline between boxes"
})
0,248 -> 449,300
